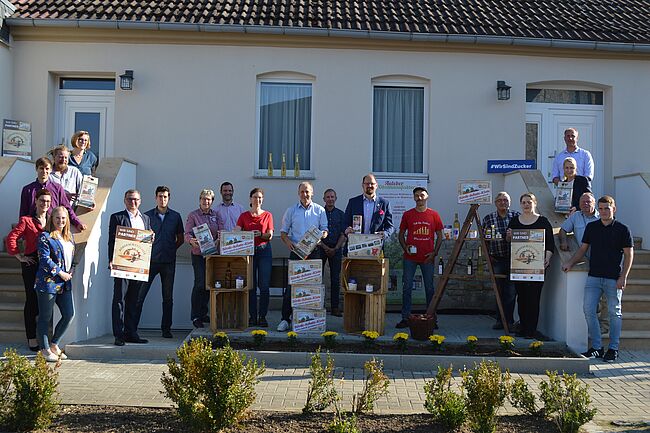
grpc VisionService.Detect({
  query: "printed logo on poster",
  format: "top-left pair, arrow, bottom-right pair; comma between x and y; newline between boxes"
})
457,180 -> 492,204
292,309 -> 326,332
288,260 -> 323,285
219,231 -> 254,256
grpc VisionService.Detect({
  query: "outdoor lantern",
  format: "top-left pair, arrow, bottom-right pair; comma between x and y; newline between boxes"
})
497,80 -> 511,101
119,70 -> 134,91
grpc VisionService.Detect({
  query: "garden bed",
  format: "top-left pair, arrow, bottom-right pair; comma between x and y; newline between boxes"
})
38,405 -> 559,433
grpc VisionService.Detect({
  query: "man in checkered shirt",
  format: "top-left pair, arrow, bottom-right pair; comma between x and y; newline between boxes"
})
482,191 -> 520,330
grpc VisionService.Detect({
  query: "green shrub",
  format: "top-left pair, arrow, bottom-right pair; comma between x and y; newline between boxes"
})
461,361 -> 510,433
0,349 -> 59,431
303,348 -> 339,414
327,412 -> 361,433
161,337 -> 264,432
539,371 -> 596,433
424,366 -> 467,430
352,358 -> 390,414
508,377 -> 540,416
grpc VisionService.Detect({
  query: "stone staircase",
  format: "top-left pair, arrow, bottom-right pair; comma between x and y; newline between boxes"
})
0,251 -> 25,343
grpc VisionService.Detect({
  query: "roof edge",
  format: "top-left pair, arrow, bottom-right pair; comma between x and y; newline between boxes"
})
6,18 -> 650,54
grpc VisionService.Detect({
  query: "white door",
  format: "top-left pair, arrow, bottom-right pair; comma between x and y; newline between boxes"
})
55,91 -> 114,158
526,103 -> 604,196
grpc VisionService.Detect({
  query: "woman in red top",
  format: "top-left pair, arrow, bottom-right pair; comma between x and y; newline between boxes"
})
5,188 -> 51,351
236,188 -> 274,327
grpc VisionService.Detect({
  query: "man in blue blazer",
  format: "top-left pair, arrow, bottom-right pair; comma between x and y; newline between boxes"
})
108,189 -> 152,346
344,173 -> 394,239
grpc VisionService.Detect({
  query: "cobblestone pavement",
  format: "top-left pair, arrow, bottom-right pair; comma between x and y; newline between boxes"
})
50,349 -> 650,429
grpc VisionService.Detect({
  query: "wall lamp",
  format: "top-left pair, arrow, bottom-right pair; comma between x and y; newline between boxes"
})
497,81 -> 511,101
119,70 -> 134,91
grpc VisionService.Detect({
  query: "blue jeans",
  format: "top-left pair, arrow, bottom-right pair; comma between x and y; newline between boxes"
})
137,262 -> 176,332
584,276 -> 622,350
322,248 -> 342,310
250,243 -> 273,319
190,254 -> 209,321
401,258 -> 434,319
491,256 -> 516,325
36,290 -> 74,349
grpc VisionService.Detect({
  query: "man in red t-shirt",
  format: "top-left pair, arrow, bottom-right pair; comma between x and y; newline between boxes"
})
396,187 -> 443,328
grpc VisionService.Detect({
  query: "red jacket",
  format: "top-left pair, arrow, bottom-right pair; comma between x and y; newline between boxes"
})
5,216 -> 45,256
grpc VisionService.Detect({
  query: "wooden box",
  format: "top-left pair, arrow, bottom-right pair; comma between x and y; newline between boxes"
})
343,291 -> 386,335
291,284 -> 325,310
288,259 -> 322,285
205,255 -> 253,291
341,258 -> 389,294
293,308 -> 327,333
210,289 -> 248,332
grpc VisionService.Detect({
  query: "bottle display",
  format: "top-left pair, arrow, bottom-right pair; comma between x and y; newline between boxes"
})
438,257 -> 444,275
453,213 -> 460,240
294,153 -> 300,177
267,153 -> 273,176
484,225 -> 492,240
281,153 -> 287,177
467,257 -> 473,275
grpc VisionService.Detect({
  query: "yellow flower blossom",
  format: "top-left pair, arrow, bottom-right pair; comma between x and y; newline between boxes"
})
529,341 -> 544,349
287,331 -> 298,338
214,332 -> 228,339
499,335 -> 514,344
429,334 -> 446,344
393,332 -> 409,341
362,331 -> 380,340
321,331 -> 338,338
466,335 -> 478,343
251,330 -> 268,336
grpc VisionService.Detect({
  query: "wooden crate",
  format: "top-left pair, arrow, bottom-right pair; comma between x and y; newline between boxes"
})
343,291 -> 386,335
341,258 -> 389,294
210,289 -> 248,331
205,255 -> 252,291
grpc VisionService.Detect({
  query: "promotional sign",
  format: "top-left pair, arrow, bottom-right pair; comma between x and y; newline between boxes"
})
510,229 -> 546,281
2,119 -> 32,159
293,225 -> 322,259
76,175 -> 98,209
347,233 -> 383,258
291,284 -> 325,309
554,181 -> 573,213
375,178 -> 428,306
487,160 -> 536,173
219,231 -> 255,256
110,226 -> 154,281
457,180 -> 492,204
192,223 -> 218,256
292,309 -> 327,333
288,259 -> 323,285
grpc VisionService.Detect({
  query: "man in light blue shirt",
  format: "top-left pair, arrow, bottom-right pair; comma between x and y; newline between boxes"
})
278,181 -> 328,331
559,192 -> 599,258
552,128 -> 594,184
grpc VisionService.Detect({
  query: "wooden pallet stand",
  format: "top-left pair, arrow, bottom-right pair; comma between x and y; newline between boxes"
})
206,255 -> 252,331
341,258 -> 389,335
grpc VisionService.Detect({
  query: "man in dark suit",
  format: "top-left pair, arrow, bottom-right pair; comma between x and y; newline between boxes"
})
108,189 -> 152,346
344,173 -> 394,239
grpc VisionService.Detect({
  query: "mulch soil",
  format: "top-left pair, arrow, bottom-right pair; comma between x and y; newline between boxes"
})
39,405 -> 559,433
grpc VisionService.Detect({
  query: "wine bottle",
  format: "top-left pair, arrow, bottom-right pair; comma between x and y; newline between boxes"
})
281,153 -> 287,177
224,263 -> 233,289
477,247 -> 483,275
453,213 -> 460,240
467,257 -> 473,275
438,257 -> 444,275
267,153 -> 273,176
294,153 -> 300,177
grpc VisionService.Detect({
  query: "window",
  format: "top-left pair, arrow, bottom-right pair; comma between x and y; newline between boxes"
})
60,78 -> 116,91
372,85 -> 424,174
526,89 -> 603,105
257,82 -> 312,175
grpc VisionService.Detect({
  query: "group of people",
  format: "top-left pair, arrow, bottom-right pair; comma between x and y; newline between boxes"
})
6,127 -> 633,363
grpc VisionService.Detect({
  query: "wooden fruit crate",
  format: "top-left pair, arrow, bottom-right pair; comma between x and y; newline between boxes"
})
210,289 -> 249,332
205,255 -> 252,291
343,291 -> 386,335
341,258 -> 389,294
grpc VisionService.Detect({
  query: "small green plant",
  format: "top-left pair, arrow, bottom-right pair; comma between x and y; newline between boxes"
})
498,335 -> 515,354
508,377 -> 540,416
161,337 -> 264,433
424,366 -> 467,430
213,331 -> 229,348
466,335 -> 478,352
361,330 -> 379,347
303,348 -> 339,414
287,331 -> 298,348
321,331 -> 339,349
461,361 -> 510,433
529,340 -> 544,356
0,350 -> 59,431
352,358 -> 390,414
393,332 -> 409,352
429,334 -> 445,351
251,329 -> 267,347
327,411 -> 360,433
539,371 -> 596,433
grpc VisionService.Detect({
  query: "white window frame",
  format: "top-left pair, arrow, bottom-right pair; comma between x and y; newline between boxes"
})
371,77 -> 429,179
254,77 -> 314,178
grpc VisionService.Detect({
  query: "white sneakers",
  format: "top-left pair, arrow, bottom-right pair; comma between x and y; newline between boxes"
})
277,320 -> 290,332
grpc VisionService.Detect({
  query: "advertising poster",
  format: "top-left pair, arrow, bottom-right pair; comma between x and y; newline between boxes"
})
510,229 -> 546,281
219,231 -> 255,256
554,181 -> 573,213
457,180 -> 492,204
192,223 -> 218,256
293,225 -> 322,259
288,259 -> 323,285
375,177 -> 428,306
110,226 -> 154,281
77,175 -> 98,209
292,309 -> 327,333
291,284 -> 325,309
347,233 -> 383,258
2,119 -> 32,159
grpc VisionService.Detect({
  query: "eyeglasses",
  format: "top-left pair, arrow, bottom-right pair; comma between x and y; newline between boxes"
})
126,197 -> 140,202
363,182 -> 377,186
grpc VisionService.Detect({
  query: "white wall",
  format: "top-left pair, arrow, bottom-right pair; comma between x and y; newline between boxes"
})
0,158 -> 34,238
615,175 -> 649,249
0,39 -> 11,123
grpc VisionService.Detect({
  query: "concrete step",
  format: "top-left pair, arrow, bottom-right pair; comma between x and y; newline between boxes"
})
0,252 -> 20,268
0,284 -> 25,303
0,267 -> 23,285
623,279 -> 650,295
604,330 -> 650,350
633,250 -> 650,265
628,265 -> 650,280
622,312 -> 650,331
0,323 -> 26,343
0,302 -> 23,322
622,294 -> 650,312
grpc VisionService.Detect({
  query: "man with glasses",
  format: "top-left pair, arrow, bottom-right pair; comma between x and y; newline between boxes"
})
108,189 -> 152,346
344,173 -> 394,240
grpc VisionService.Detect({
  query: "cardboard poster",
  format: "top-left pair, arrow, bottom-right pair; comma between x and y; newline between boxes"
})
193,223 -> 218,256
288,259 -> 323,285
510,229 -> 546,281
457,180 -> 492,204
347,233 -> 383,258
292,309 -> 327,333
291,284 -> 325,309
219,231 -> 255,256
2,119 -> 32,159
555,181 -> 573,213
293,225 -> 322,259
76,175 -> 98,209
110,226 -> 154,281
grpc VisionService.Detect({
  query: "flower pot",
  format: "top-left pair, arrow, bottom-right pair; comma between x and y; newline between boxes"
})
408,314 -> 436,341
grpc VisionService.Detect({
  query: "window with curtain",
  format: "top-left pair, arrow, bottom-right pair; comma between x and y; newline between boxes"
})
373,86 -> 424,174
258,82 -> 312,173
